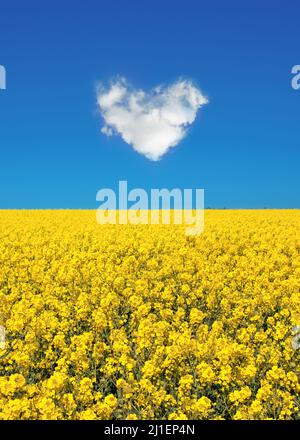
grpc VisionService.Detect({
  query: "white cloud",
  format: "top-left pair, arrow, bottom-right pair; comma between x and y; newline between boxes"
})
97,77 -> 208,161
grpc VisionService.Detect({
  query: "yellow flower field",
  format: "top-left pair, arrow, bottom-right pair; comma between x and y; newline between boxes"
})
0,210 -> 300,420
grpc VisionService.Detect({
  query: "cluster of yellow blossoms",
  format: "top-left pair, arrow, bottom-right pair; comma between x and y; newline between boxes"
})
0,210 -> 300,420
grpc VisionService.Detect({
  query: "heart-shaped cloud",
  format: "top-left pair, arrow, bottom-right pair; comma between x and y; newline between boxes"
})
97,77 -> 208,161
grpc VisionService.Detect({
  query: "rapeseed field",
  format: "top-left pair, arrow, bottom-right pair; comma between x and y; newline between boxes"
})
0,210 -> 299,420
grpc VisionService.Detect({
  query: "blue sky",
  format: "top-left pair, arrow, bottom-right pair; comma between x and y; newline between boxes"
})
0,0 -> 299,208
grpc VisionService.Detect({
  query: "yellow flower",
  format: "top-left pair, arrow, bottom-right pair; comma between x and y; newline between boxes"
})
192,396 -> 212,417
126,413 -> 138,420
229,387 -> 252,405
